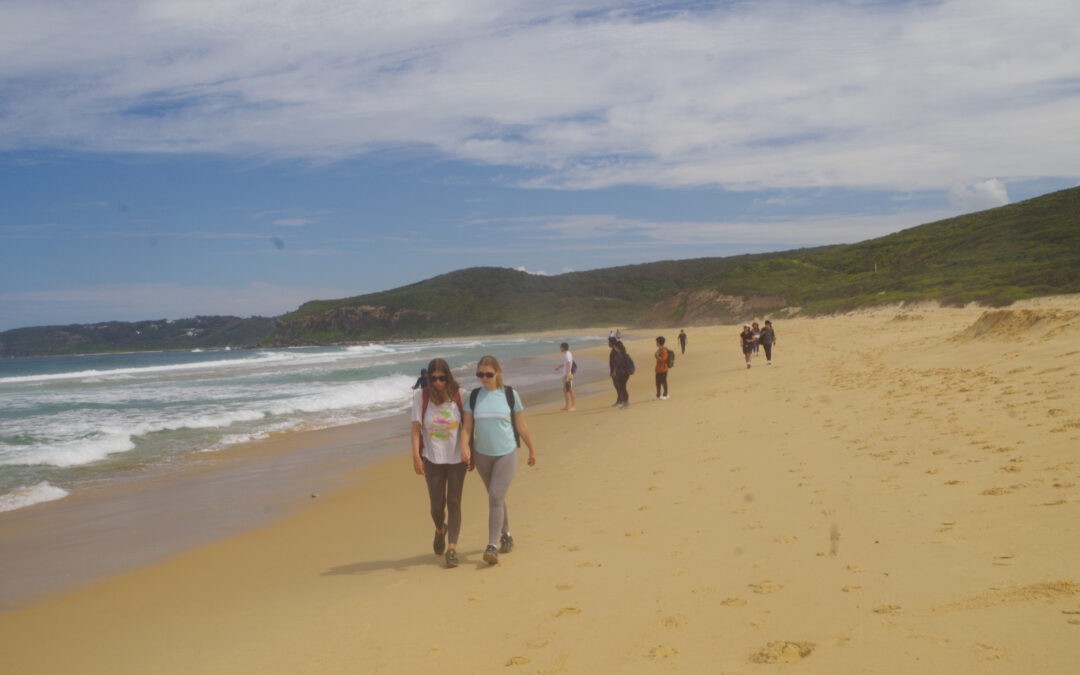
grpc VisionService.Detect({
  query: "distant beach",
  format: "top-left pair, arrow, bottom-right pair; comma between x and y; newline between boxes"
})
1,300 -> 1078,674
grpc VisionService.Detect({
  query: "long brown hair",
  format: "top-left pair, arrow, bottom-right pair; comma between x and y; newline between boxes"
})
477,355 -> 504,389
425,358 -> 460,405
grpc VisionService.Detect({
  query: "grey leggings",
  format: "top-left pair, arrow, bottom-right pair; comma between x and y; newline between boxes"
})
473,450 -> 517,547
422,458 -> 467,545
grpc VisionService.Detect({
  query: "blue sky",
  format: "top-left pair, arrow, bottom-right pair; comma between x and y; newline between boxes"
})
1,0 -> 1078,331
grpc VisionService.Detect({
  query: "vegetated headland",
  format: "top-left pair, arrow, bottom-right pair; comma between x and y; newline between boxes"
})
3,186 -> 1078,357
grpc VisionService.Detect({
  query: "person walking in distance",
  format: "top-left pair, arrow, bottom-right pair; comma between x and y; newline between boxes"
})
410,358 -> 467,568
608,337 -> 621,406
555,342 -> 576,411
460,356 -> 537,565
677,329 -> 687,355
751,322 -> 761,357
654,336 -> 671,400
759,320 -> 777,365
740,324 -> 755,369
612,341 -> 634,407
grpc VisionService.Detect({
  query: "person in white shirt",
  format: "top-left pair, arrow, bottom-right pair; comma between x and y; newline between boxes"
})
555,342 -> 576,411
410,358 -> 468,568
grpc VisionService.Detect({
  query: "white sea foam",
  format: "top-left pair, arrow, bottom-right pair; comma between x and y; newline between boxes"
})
0,482 -> 69,512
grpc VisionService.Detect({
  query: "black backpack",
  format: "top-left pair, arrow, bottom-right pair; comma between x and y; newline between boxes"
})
665,347 -> 675,368
469,386 -> 520,448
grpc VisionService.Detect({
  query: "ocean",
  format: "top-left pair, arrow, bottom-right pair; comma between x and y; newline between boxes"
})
0,335 -> 605,513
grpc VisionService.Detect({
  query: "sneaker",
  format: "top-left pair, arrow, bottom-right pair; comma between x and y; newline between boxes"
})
433,528 -> 446,555
483,545 -> 499,565
621,401 -> 630,408
660,395 -> 669,400
653,396 -> 661,401
499,534 -> 514,554
445,549 -> 458,568
767,361 -> 772,365
746,363 -> 751,369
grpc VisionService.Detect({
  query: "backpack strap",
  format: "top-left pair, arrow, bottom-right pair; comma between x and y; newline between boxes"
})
505,386 -> 520,448
419,388 -> 430,451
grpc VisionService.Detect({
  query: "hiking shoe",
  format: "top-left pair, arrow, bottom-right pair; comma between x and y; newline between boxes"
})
499,534 -> 514,554
445,549 -> 458,568
433,528 -> 446,555
483,545 -> 499,565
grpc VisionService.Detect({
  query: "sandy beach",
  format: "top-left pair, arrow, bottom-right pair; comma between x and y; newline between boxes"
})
2,298 -> 1078,674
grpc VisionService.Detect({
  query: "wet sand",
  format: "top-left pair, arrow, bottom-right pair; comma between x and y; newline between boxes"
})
1,301 -> 1078,673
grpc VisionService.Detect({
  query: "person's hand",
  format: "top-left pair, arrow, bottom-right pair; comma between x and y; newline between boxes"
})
412,453 -> 424,475
528,450 -> 536,467
460,445 -> 471,467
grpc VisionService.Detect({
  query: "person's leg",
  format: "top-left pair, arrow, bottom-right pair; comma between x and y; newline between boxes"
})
660,372 -> 668,397
655,372 -> 662,398
473,451 -> 517,548
422,458 -> 448,532
763,343 -> 772,363
445,462 -> 468,547
616,373 -> 629,404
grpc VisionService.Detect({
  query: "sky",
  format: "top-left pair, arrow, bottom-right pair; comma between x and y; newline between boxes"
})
1,0 -> 1078,331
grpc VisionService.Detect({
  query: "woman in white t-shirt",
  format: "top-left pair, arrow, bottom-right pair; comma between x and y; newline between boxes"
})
410,358 -> 468,568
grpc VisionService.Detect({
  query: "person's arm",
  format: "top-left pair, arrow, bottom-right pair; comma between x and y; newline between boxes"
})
410,421 -> 425,475
459,411 -> 474,468
515,411 -> 537,466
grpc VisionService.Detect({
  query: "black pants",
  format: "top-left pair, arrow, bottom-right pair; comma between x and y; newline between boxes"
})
762,343 -> 772,360
655,372 -> 668,397
614,372 -> 630,403
422,458 -> 468,545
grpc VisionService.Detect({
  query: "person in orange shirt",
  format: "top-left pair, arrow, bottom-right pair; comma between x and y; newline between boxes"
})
654,336 -> 670,400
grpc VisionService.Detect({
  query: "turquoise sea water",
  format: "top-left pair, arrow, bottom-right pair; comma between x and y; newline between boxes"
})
0,335 -> 604,512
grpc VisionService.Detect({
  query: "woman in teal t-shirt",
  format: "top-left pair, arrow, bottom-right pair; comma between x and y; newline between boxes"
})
460,355 -> 537,565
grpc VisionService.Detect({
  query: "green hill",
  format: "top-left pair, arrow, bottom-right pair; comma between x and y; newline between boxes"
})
3,186 -> 1078,355
269,186 -> 1080,343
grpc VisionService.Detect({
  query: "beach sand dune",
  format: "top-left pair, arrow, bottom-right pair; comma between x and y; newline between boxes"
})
2,298 -> 1078,674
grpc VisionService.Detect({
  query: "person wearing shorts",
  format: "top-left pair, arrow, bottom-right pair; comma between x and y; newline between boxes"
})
740,324 -> 755,369
555,342 -> 576,411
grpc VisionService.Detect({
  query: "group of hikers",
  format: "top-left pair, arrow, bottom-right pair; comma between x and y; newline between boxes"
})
407,321 -> 775,568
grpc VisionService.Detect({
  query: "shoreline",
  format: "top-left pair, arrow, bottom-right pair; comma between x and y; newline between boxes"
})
0,341 -> 616,608
2,304 -> 1077,673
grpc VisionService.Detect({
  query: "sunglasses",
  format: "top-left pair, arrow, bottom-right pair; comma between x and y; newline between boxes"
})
429,375 -> 447,382
476,371 -> 497,379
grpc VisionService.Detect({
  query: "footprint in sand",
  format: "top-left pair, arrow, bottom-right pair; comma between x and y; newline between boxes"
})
560,544 -> 582,552
749,641 -> 815,664
721,597 -> 748,606
774,535 -> 798,544
505,656 -> 531,666
647,645 -> 678,660
660,614 -> 687,628
981,486 -> 1014,495
750,581 -> 784,594
841,585 -> 862,593
526,638 -> 550,649
624,529 -> 645,537
874,604 -> 903,615
556,606 -> 582,617
555,583 -> 574,591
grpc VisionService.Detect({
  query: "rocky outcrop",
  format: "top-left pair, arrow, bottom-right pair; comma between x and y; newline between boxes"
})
638,289 -> 787,327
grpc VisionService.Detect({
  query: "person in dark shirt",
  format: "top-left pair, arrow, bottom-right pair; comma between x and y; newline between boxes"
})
740,324 -> 755,369
412,368 -> 428,390
677,329 -> 687,354
759,320 -> 777,365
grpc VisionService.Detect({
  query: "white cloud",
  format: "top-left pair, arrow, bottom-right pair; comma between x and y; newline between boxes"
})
273,218 -> 315,227
947,179 -> 1010,211
503,208 -> 959,249
1,0 -> 1078,193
